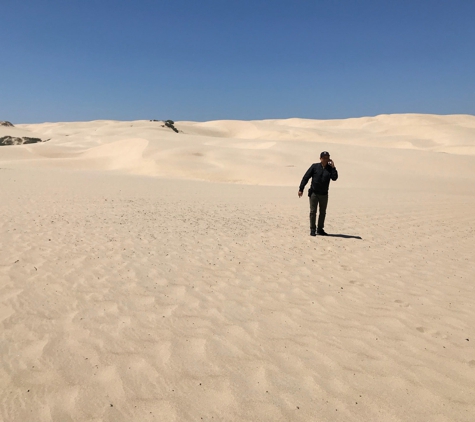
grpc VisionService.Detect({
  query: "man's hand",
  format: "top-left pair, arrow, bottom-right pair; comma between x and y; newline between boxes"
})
298,191 -> 303,198
328,159 -> 335,168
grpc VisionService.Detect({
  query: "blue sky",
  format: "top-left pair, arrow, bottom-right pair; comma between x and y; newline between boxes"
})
2,0 -> 474,123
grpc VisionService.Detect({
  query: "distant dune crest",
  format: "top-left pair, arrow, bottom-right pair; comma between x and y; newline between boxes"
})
1,114 -> 474,185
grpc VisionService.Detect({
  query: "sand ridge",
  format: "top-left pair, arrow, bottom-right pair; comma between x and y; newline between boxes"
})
1,114 -> 474,187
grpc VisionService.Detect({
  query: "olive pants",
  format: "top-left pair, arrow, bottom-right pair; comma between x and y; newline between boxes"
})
309,193 -> 328,231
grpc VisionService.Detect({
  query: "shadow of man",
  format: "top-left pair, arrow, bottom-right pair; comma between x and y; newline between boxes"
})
326,234 -> 362,239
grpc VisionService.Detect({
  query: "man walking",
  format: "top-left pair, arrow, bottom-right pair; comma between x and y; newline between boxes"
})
298,151 -> 338,236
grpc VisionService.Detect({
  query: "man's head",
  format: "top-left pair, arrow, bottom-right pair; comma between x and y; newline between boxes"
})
320,151 -> 330,165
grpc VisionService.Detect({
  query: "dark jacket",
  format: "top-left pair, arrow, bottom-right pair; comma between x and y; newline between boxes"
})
299,163 -> 338,196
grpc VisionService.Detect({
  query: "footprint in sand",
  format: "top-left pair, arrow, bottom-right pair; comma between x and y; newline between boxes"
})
394,299 -> 410,307
416,327 -> 447,339
349,280 -> 371,288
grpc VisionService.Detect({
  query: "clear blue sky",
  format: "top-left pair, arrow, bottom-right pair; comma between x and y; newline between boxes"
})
2,0 -> 474,123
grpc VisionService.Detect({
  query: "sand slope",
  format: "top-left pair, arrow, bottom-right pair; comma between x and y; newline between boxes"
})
2,114 -> 474,185
1,115 -> 475,421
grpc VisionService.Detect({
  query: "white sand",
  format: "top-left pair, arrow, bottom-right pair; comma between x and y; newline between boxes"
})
1,115 -> 474,421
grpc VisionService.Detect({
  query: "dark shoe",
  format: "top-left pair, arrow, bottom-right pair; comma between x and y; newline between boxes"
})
317,229 -> 328,236
310,229 -> 316,236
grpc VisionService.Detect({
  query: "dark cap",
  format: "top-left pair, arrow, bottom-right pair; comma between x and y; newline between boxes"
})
320,151 -> 330,158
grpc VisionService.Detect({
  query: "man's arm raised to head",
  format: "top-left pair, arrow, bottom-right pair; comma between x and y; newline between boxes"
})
330,162 -> 338,181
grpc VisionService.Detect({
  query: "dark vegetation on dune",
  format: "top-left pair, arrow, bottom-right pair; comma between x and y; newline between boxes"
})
150,119 -> 179,133
0,136 -> 49,146
0,121 -> 47,145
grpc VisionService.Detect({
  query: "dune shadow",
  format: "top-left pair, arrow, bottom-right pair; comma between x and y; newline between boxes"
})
327,234 -> 362,239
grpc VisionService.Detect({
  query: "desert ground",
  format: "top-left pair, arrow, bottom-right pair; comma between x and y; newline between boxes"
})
1,115 -> 474,421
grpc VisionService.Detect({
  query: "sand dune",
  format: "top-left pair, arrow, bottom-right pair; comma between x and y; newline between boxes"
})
2,114 -> 474,187
1,115 -> 474,421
